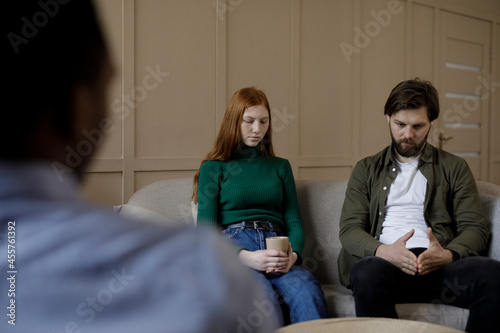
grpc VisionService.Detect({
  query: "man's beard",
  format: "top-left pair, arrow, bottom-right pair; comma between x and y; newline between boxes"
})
391,131 -> 429,158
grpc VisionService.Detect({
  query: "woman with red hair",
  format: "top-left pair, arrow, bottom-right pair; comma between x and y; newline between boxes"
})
193,87 -> 327,326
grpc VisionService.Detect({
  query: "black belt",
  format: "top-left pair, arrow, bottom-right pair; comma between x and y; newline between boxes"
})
226,221 -> 282,234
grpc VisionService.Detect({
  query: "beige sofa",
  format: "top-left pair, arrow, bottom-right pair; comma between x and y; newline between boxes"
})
116,178 -> 500,331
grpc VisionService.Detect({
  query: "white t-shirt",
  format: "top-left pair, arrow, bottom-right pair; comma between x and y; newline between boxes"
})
379,156 -> 430,248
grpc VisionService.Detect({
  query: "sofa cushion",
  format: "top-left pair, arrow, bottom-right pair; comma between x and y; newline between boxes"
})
114,204 -> 172,225
127,178 -> 195,225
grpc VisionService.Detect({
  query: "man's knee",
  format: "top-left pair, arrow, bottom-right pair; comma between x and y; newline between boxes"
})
350,256 -> 394,286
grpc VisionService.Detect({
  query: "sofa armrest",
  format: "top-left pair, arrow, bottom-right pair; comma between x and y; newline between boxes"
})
481,194 -> 500,261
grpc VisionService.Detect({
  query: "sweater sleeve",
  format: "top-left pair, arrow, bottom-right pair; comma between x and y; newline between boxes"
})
197,161 -> 221,227
280,160 -> 305,261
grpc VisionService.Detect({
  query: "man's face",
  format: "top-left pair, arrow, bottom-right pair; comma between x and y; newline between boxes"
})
387,107 -> 433,162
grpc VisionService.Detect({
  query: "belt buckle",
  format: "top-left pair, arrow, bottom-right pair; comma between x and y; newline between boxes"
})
253,221 -> 260,230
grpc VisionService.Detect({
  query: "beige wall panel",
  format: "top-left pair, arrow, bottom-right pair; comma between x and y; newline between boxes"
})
461,156 -> 481,180
82,172 -> 122,206
439,128 -> 481,152
442,97 -> 482,124
411,3 -> 434,80
445,11 -> 487,43
299,0 -> 353,157
226,0 -> 292,156
442,0 -> 500,17
135,170 -> 196,193
94,0 -> 123,159
445,68 -> 484,96
134,1 -> 216,159
360,0 -> 407,157
491,162 -> 500,185
82,0 -> 500,203
298,166 -> 352,181
446,39 -> 483,68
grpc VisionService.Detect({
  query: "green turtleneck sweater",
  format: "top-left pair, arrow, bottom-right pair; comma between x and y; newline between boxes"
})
197,145 -> 305,258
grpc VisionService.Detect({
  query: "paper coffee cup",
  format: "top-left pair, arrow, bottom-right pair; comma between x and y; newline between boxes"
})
266,236 -> 289,253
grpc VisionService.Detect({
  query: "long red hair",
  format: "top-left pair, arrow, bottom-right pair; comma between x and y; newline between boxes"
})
192,87 -> 275,201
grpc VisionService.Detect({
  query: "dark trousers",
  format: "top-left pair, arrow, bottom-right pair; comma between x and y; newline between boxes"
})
350,256 -> 500,333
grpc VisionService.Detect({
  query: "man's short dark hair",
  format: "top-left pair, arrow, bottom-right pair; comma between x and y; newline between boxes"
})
384,78 -> 440,122
4,0 -> 107,159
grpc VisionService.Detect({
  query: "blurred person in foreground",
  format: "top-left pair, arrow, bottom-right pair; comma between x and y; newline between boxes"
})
1,1 -> 278,332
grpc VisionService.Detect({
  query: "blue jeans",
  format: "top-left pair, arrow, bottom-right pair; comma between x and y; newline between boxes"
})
222,226 -> 328,325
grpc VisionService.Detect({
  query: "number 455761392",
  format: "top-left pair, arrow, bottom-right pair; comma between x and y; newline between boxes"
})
7,221 -> 16,270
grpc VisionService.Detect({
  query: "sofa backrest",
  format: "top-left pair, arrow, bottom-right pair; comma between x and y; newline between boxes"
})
295,179 -> 347,285
127,178 -> 196,225
126,177 -> 500,284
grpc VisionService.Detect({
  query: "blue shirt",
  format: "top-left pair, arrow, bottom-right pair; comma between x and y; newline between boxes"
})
0,161 -> 278,332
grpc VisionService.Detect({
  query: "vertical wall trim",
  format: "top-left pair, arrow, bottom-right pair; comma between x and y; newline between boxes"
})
433,6 -> 442,87
481,21 -> 492,179
290,0 -> 300,175
351,0 -> 362,163
122,0 -> 135,202
405,0 -> 413,78
215,0 -> 227,134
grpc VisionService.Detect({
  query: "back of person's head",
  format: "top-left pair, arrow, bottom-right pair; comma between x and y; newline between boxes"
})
4,0 -> 108,160
384,78 -> 440,122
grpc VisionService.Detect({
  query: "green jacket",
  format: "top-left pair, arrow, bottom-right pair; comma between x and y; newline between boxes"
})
338,143 -> 490,287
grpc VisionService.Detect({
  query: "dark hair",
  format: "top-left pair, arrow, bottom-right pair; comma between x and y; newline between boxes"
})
3,0 -> 107,158
384,78 -> 440,122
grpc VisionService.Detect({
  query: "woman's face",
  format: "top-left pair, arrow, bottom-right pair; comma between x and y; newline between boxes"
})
240,105 -> 269,147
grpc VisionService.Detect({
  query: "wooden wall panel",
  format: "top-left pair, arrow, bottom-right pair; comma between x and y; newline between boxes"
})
82,172 -> 123,205
134,0 -> 216,159
359,0 -> 407,158
82,0 -> 500,205
299,0 -> 353,158
226,0 -> 293,157
411,3 -> 434,80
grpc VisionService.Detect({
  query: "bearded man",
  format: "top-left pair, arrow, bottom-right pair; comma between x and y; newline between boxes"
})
338,78 -> 500,333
